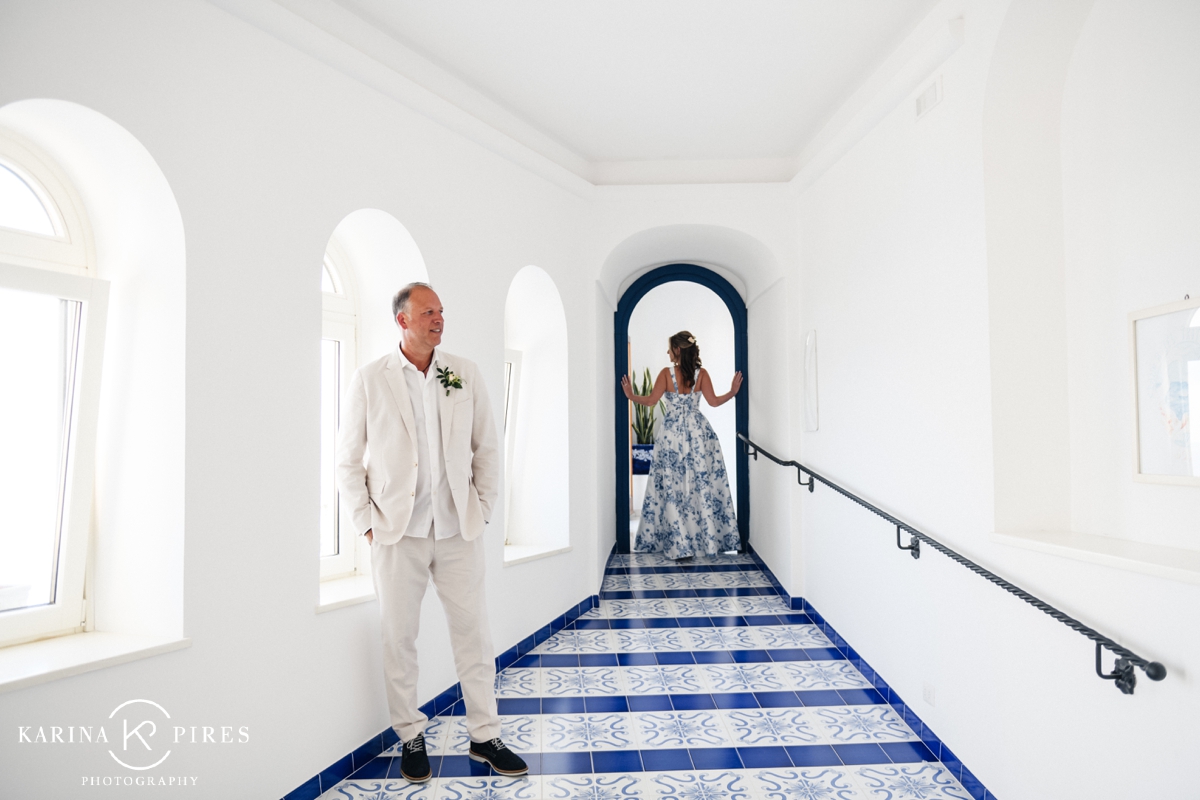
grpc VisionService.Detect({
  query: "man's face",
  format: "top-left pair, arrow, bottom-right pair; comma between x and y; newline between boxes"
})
398,286 -> 444,350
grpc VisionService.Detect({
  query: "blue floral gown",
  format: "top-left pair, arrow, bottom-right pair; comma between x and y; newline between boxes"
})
636,367 -> 740,558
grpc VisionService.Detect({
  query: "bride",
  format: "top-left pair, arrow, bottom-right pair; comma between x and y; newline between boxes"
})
621,331 -> 743,559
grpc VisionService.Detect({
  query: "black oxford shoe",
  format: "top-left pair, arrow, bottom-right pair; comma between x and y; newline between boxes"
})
468,737 -> 528,775
399,732 -> 431,782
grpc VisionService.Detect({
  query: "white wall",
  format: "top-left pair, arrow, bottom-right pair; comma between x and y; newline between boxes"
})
795,1 -> 1199,798
745,280 -> 796,580
1061,0 -> 1200,550
0,2 -> 599,797
627,280 -> 738,512
504,265 -> 570,551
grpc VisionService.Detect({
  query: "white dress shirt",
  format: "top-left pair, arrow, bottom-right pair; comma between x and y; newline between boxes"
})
397,346 -> 460,540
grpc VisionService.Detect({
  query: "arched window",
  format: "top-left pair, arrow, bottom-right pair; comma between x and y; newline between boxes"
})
0,132 -> 104,646
503,266 -> 569,563
0,160 -> 58,236
317,209 -> 428,604
0,134 -> 92,275
319,239 -> 358,580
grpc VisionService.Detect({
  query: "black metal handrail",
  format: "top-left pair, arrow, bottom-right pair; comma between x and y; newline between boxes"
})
738,432 -> 1167,695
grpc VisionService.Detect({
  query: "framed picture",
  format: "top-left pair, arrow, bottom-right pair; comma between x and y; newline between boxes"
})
1130,296 -> 1200,485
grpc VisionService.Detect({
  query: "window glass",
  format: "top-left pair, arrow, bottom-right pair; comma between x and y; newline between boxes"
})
503,361 -> 514,432
0,162 -> 56,237
0,286 -> 81,612
322,260 -> 338,294
319,338 -> 341,557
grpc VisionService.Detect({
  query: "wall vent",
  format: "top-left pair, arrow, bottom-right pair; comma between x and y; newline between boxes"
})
916,75 -> 943,119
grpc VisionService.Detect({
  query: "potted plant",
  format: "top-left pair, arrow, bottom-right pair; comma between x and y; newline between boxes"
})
631,368 -> 664,474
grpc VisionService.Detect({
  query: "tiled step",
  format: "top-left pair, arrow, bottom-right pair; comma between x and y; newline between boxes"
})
531,626 -> 833,653
570,614 -> 816,629
596,598 -> 793,617
312,555 -> 980,800
387,706 -> 924,754
513,649 -> 845,666
488,688 -> 890,716
321,764 -> 970,799
492,661 -> 875,697
602,573 -> 776,590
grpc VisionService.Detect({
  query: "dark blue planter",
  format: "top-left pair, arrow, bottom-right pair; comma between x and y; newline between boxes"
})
632,443 -> 654,475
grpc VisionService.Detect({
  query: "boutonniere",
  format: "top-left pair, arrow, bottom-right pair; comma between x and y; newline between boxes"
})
435,364 -> 463,396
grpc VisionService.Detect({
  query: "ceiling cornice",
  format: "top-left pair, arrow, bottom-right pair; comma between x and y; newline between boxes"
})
206,0 -> 965,191
206,0 -> 597,197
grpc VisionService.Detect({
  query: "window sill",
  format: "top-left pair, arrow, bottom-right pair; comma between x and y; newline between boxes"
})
503,544 -> 571,567
0,632 -> 191,695
990,529 -> 1200,586
317,573 -> 376,613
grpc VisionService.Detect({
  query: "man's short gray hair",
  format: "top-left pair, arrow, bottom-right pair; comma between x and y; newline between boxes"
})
393,282 -> 432,321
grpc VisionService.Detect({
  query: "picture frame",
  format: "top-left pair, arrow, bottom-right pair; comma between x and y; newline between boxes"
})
1129,296 -> 1200,485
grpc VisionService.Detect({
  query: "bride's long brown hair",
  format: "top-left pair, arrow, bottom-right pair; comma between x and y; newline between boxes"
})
669,331 -> 702,389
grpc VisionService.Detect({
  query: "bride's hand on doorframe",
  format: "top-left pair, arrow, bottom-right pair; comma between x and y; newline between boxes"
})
621,374 -> 636,402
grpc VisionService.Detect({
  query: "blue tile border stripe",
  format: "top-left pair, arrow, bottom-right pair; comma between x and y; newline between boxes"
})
570,613 -> 814,628
488,687 -> 887,715
599,587 -> 781,599
605,564 -> 761,574
507,646 -> 845,667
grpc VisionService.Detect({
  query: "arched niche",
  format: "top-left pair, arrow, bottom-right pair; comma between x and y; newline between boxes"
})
503,266 -> 569,558
318,209 -> 428,580
0,98 -> 186,639
327,208 -> 428,363
982,0 -> 1097,534
598,224 -> 783,308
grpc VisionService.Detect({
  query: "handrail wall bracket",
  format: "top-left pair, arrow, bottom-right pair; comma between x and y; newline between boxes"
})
1096,642 -> 1138,695
896,525 -> 921,559
742,437 -> 813,492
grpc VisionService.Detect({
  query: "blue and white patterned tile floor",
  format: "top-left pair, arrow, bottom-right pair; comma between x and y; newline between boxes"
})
317,553 -> 977,800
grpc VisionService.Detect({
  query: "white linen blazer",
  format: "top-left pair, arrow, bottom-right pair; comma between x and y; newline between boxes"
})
336,348 -> 499,545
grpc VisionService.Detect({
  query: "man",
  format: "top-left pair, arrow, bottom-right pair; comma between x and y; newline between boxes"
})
336,282 -> 525,782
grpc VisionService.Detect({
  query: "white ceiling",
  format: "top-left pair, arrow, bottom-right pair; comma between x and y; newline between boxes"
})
328,0 -> 941,165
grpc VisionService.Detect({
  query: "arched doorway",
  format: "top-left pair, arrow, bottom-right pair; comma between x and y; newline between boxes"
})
613,264 -> 749,554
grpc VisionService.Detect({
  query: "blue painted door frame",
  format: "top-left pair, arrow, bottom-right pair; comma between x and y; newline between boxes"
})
613,264 -> 749,554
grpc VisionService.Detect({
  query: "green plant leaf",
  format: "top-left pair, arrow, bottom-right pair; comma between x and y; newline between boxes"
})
630,366 -> 659,444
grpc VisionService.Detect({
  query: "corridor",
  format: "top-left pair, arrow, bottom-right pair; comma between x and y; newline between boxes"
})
309,552 -> 982,800
1,2 -> 1195,797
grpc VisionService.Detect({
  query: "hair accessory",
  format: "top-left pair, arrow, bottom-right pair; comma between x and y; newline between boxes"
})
687,336 -> 696,344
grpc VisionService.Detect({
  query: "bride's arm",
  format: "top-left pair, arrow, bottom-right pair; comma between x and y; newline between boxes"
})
622,368 -> 670,406
700,368 -> 743,407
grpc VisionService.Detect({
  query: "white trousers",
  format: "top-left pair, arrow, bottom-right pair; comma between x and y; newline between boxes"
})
372,533 -> 501,743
